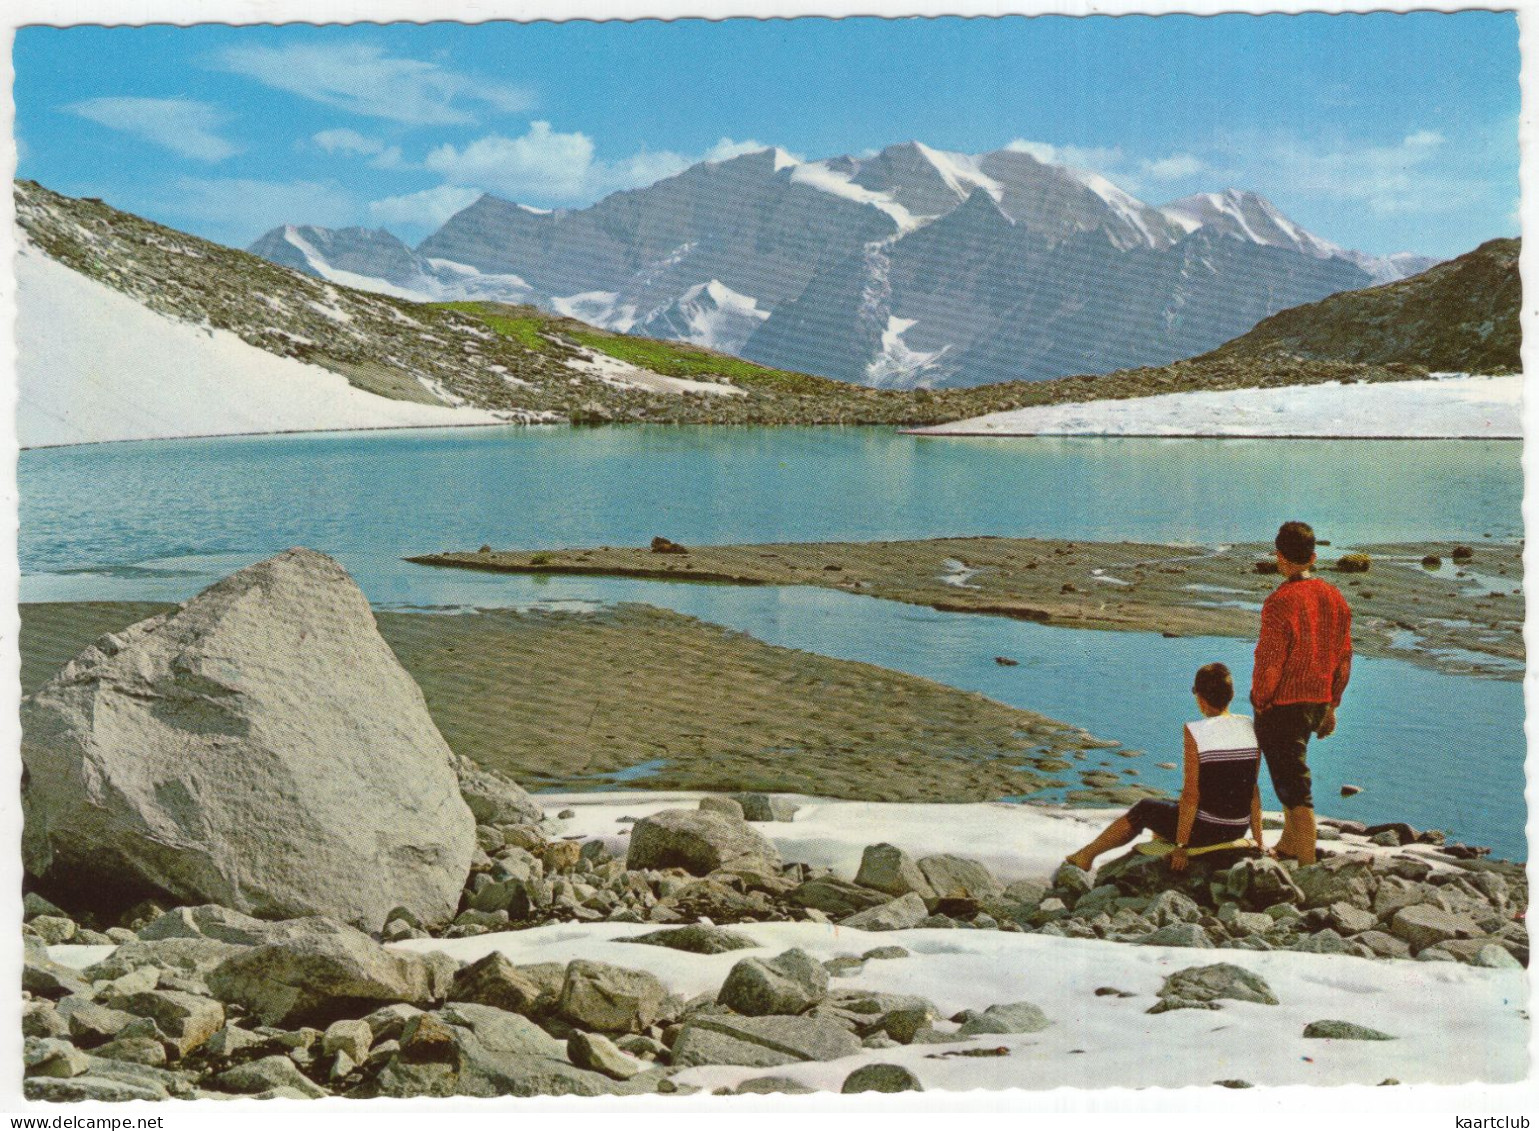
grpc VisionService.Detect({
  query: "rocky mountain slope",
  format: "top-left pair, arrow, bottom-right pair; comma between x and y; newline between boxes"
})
1202,237 -> 1520,374
249,142 -> 1436,389
16,180 -> 1476,438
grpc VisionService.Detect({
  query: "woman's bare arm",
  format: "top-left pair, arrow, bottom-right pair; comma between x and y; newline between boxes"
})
1171,725 -> 1200,872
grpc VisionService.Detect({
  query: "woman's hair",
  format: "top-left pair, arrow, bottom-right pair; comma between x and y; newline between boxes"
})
1192,662 -> 1234,709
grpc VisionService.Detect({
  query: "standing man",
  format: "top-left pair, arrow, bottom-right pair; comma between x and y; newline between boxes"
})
1251,521 -> 1352,865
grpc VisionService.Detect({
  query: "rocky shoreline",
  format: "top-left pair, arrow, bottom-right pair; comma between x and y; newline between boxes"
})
411,535 -> 1524,680
17,549 -> 1526,1101
22,793 -> 1527,1101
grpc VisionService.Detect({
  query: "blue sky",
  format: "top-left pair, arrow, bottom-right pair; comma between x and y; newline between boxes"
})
13,14 -> 1519,257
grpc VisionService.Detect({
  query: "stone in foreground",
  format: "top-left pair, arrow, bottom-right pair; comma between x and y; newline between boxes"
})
625,809 -> 782,876
670,1014 -> 863,1068
842,1063 -> 924,1093
21,549 -> 477,929
206,917 -> 457,1027
1303,1020 -> 1396,1041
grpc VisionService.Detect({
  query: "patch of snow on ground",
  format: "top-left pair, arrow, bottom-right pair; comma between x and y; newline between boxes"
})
564,346 -> 747,398
16,245 -> 508,448
398,791 -> 1525,1091
908,376 -> 1521,439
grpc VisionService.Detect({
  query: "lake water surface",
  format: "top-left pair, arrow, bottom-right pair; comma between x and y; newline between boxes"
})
19,426 -> 1526,858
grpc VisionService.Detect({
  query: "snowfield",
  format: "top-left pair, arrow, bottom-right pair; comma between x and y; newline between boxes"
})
906,375 -> 1521,439
46,792 -> 1528,1099
412,792 -> 1527,1092
16,244 -> 509,448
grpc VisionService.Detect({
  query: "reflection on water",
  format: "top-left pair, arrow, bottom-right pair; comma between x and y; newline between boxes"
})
18,427 -> 1527,859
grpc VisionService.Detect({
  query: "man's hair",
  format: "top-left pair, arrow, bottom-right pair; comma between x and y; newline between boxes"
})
1192,662 -> 1234,709
1275,521 -> 1316,565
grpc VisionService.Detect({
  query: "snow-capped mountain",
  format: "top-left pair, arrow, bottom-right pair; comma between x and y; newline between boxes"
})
248,224 -> 541,305
632,280 -> 770,354
249,141 -> 1437,388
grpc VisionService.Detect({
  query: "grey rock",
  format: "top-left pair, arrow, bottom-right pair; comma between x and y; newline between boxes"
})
1371,876 -> 1428,922
918,854 -> 1003,899
24,1037 -> 91,1078
854,843 -> 937,899
23,892 -> 67,920
1154,964 -> 1278,1009
1294,856 -> 1378,911
453,758 -> 544,827
1473,944 -> 1523,969
1328,901 -> 1379,935
699,796 -> 746,820
56,996 -> 140,1046
1146,890 -> 1202,927
1294,929 -> 1352,955
21,550 -> 476,930
626,809 -> 781,876
862,945 -> 910,960
556,960 -> 667,1034
840,891 -> 928,931
842,1063 -> 923,1093
621,924 -> 758,955
137,904 -> 280,946
1304,1020 -> 1396,1040
23,949 -> 90,1000
26,1075 -> 167,1102
1138,922 -> 1214,949
725,1076 -> 816,1095
22,1001 -> 68,1040
207,917 -> 456,1027
1390,904 -> 1481,953
956,1001 -> 1050,1036
1222,858 -> 1306,910
91,1037 -> 169,1067
448,951 -> 549,1015
1052,863 -> 1095,900
568,1031 -> 646,1079
1356,931 -> 1412,960
718,948 -> 828,1016
322,1018 -> 373,1063
789,876 -> 891,916
203,1024 -> 266,1058
730,793 -> 799,822
106,990 -> 225,1056
209,1055 -> 327,1098
84,937 -> 243,981
28,915 -> 77,945
670,1013 -> 863,1068
437,1002 -> 566,1058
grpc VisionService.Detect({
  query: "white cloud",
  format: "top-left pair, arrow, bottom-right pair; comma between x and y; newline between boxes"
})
425,121 -> 596,198
1004,139 -> 1125,176
311,127 -> 407,169
367,184 -> 483,229
424,122 -> 767,203
166,177 -> 358,243
1257,129 -> 1472,215
67,97 -> 239,162
1142,153 -> 1206,181
313,127 -> 382,156
212,42 -> 532,126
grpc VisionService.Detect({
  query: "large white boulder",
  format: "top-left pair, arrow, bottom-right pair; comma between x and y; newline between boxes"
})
22,548 -> 477,929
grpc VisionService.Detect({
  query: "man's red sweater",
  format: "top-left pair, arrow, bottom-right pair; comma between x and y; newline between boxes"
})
1251,575 -> 1353,711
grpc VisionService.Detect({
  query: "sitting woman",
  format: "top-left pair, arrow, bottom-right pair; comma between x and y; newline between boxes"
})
1066,662 -> 1264,874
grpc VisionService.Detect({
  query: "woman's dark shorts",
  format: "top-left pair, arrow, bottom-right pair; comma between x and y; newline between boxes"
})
1125,799 -> 1246,848
1255,702 -> 1329,809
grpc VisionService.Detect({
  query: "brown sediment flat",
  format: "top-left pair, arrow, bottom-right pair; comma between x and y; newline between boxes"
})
410,536 -> 1524,681
19,601 -> 1147,805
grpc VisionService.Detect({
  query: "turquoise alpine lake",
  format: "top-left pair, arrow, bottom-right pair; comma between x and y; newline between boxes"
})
19,425 -> 1526,859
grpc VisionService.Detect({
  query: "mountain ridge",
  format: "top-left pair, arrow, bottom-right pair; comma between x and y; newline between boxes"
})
247,142 -> 1439,389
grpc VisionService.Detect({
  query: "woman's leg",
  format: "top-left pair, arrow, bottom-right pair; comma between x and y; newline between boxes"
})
1066,815 -> 1137,872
